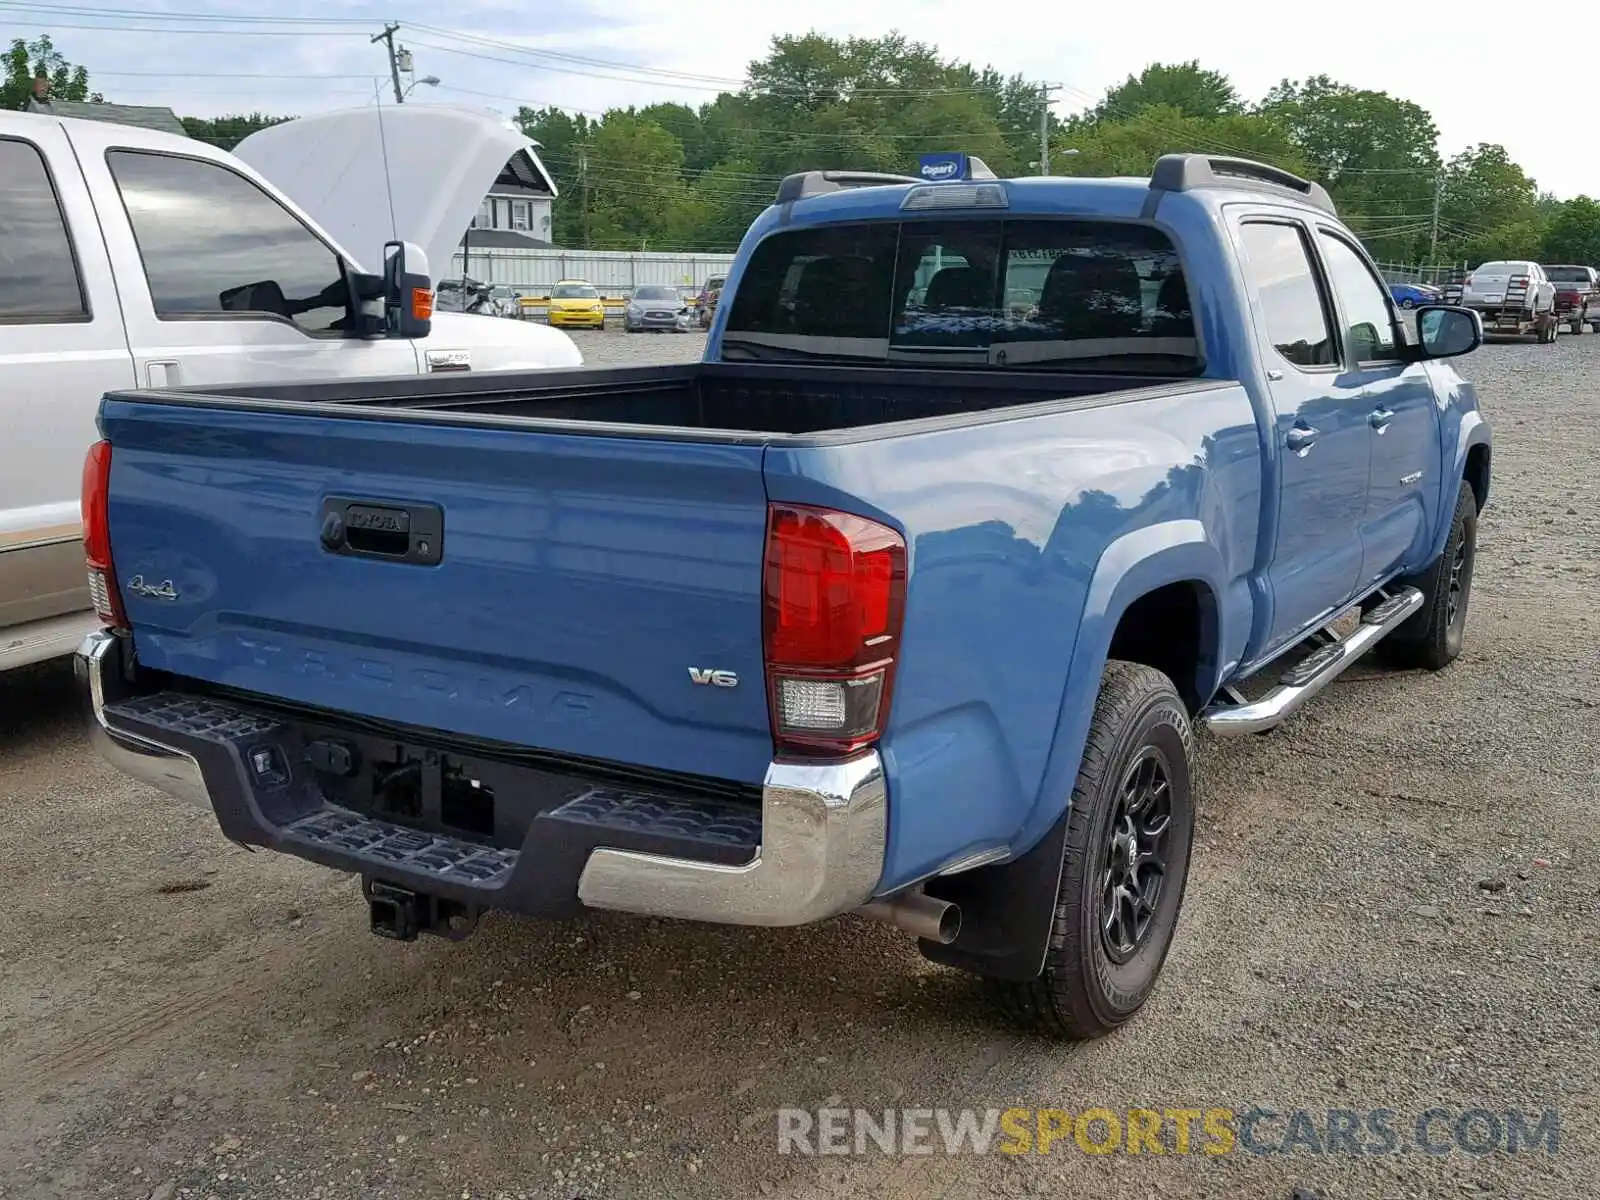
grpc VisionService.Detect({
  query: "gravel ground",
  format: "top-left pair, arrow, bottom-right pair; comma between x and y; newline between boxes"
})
1,327 -> 1595,1200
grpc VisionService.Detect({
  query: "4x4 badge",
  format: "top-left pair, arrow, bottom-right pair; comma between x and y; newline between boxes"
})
126,575 -> 178,601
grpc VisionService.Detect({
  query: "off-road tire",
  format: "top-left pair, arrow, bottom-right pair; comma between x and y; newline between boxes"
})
986,661 -> 1196,1040
1375,480 -> 1478,671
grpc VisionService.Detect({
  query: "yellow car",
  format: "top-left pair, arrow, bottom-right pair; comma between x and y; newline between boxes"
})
545,280 -> 606,329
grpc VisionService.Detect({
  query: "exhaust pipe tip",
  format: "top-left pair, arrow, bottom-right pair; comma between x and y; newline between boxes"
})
858,891 -> 961,944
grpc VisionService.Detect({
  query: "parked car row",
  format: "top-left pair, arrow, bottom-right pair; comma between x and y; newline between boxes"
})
1402,259 -> 1599,343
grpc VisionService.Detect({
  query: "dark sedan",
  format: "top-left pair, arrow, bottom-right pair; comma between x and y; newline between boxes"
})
624,285 -> 691,333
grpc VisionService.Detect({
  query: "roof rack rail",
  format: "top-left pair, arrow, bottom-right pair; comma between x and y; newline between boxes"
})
1149,153 -> 1336,216
775,169 -> 922,204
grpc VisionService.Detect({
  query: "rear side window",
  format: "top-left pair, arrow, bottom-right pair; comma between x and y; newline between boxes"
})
1237,222 -> 1336,369
723,218 -> 1197,372
0,138 -> 88,323
724,222 -> 898,353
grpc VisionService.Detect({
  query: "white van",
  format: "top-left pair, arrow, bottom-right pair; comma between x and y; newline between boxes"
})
0,106 -> 581,671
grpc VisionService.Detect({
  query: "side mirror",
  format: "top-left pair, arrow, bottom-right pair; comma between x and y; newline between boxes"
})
219,279 -> 289,316
1415,305 -> 1482,359
382,240 -> 433,339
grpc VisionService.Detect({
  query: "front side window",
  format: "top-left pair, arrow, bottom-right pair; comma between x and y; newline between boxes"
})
0,138 -> 88,322
108,150 -> 348,335
1237,222 -> 1336,369
722,218 -> 1198,372
1317,232 -> 1399,361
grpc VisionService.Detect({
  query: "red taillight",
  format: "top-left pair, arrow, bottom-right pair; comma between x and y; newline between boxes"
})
81,439 -> 127,629
762,503 -> 907,757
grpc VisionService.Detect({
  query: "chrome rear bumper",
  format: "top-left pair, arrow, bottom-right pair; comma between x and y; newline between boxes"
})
76,630 -> 887,927
578,754 -> 886,925
76,631 -> 209,806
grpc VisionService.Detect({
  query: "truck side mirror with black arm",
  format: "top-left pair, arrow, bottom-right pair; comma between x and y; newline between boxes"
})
1413,305 -> 1482,359
382,240 -> 433,339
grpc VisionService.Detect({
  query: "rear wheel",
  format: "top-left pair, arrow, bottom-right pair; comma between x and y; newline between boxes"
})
1375,480 -> 1478,671
985,661 -> 1196,1040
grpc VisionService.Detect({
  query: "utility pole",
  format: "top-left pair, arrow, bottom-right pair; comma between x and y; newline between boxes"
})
1428,169 -> 1443,266
1037,82 -> 1061,175
578,146 -> 590,251
372,23 -> 404,104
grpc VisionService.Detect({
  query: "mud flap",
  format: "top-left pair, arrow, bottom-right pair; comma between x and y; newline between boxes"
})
916,808 -> 1072,982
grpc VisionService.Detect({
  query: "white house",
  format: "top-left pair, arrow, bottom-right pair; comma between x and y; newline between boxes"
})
466,147 -> 558,249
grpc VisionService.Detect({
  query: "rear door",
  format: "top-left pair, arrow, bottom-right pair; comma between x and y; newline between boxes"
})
100,400 -> 777,785
1232,217 -> 1371,656
65,120 -> 422,390
1311,227 -> 1442,584
0,126 -> 135,632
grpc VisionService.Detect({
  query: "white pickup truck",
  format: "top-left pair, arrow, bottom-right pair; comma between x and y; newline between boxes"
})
0,105 -> 581,672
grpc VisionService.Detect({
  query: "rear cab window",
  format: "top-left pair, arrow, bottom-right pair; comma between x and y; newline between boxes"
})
722,217 -> 1199,374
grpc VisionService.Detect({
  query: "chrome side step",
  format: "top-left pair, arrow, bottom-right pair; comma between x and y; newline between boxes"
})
1202,587 -> 1424,737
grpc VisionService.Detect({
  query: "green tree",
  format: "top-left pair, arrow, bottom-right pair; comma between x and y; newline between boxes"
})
1541,196 -> 1600,264
1438,144 -> 1541,264
577,111 -> 698,250
1259,75 -> 1439,260
738,32 -> 1025,180
1057,104 -> 1307,180
2,34 -> 101,110
1092,61 -> 1241,122
179,113 -> 293,152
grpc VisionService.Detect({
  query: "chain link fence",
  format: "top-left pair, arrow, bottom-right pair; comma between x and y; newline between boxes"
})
1374,261 -> 1472,286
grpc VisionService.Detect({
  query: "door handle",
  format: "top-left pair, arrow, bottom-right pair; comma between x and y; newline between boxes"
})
1286,425 -> 1318,455
1368,406 -> 1394,433
144,359 -> 180,387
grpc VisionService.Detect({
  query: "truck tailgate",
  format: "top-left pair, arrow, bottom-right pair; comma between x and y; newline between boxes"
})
100,399 -> 776,784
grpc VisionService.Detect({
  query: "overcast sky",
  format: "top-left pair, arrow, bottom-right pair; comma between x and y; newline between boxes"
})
16,0 -> 1596,198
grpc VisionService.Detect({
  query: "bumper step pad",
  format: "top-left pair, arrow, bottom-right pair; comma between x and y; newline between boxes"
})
99,687 -> 762,905
286,808 -> 519,886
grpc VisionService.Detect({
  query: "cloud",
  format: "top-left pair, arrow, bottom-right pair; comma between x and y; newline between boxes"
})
31,0 -> 1594,196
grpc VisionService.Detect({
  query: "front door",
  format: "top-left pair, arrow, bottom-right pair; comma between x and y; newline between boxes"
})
1233,218 -> 1372,659
1310,229 -> 1443,585
65,121 -> 421,391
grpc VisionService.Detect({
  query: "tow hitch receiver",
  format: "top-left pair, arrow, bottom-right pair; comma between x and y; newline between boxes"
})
364,878 -> 481,942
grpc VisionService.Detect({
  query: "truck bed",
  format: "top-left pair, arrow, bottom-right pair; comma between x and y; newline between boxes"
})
163,362 -> 1195,440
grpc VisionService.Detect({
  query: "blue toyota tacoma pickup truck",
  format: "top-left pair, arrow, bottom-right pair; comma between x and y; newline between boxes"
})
78,154 -> 1491,1039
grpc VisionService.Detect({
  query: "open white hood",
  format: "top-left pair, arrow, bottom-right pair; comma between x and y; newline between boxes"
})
233,104 -> 557,277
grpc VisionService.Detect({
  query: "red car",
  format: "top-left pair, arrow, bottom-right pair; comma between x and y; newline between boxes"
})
695,275 -> 726,328
1541,264 -> 1599,334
